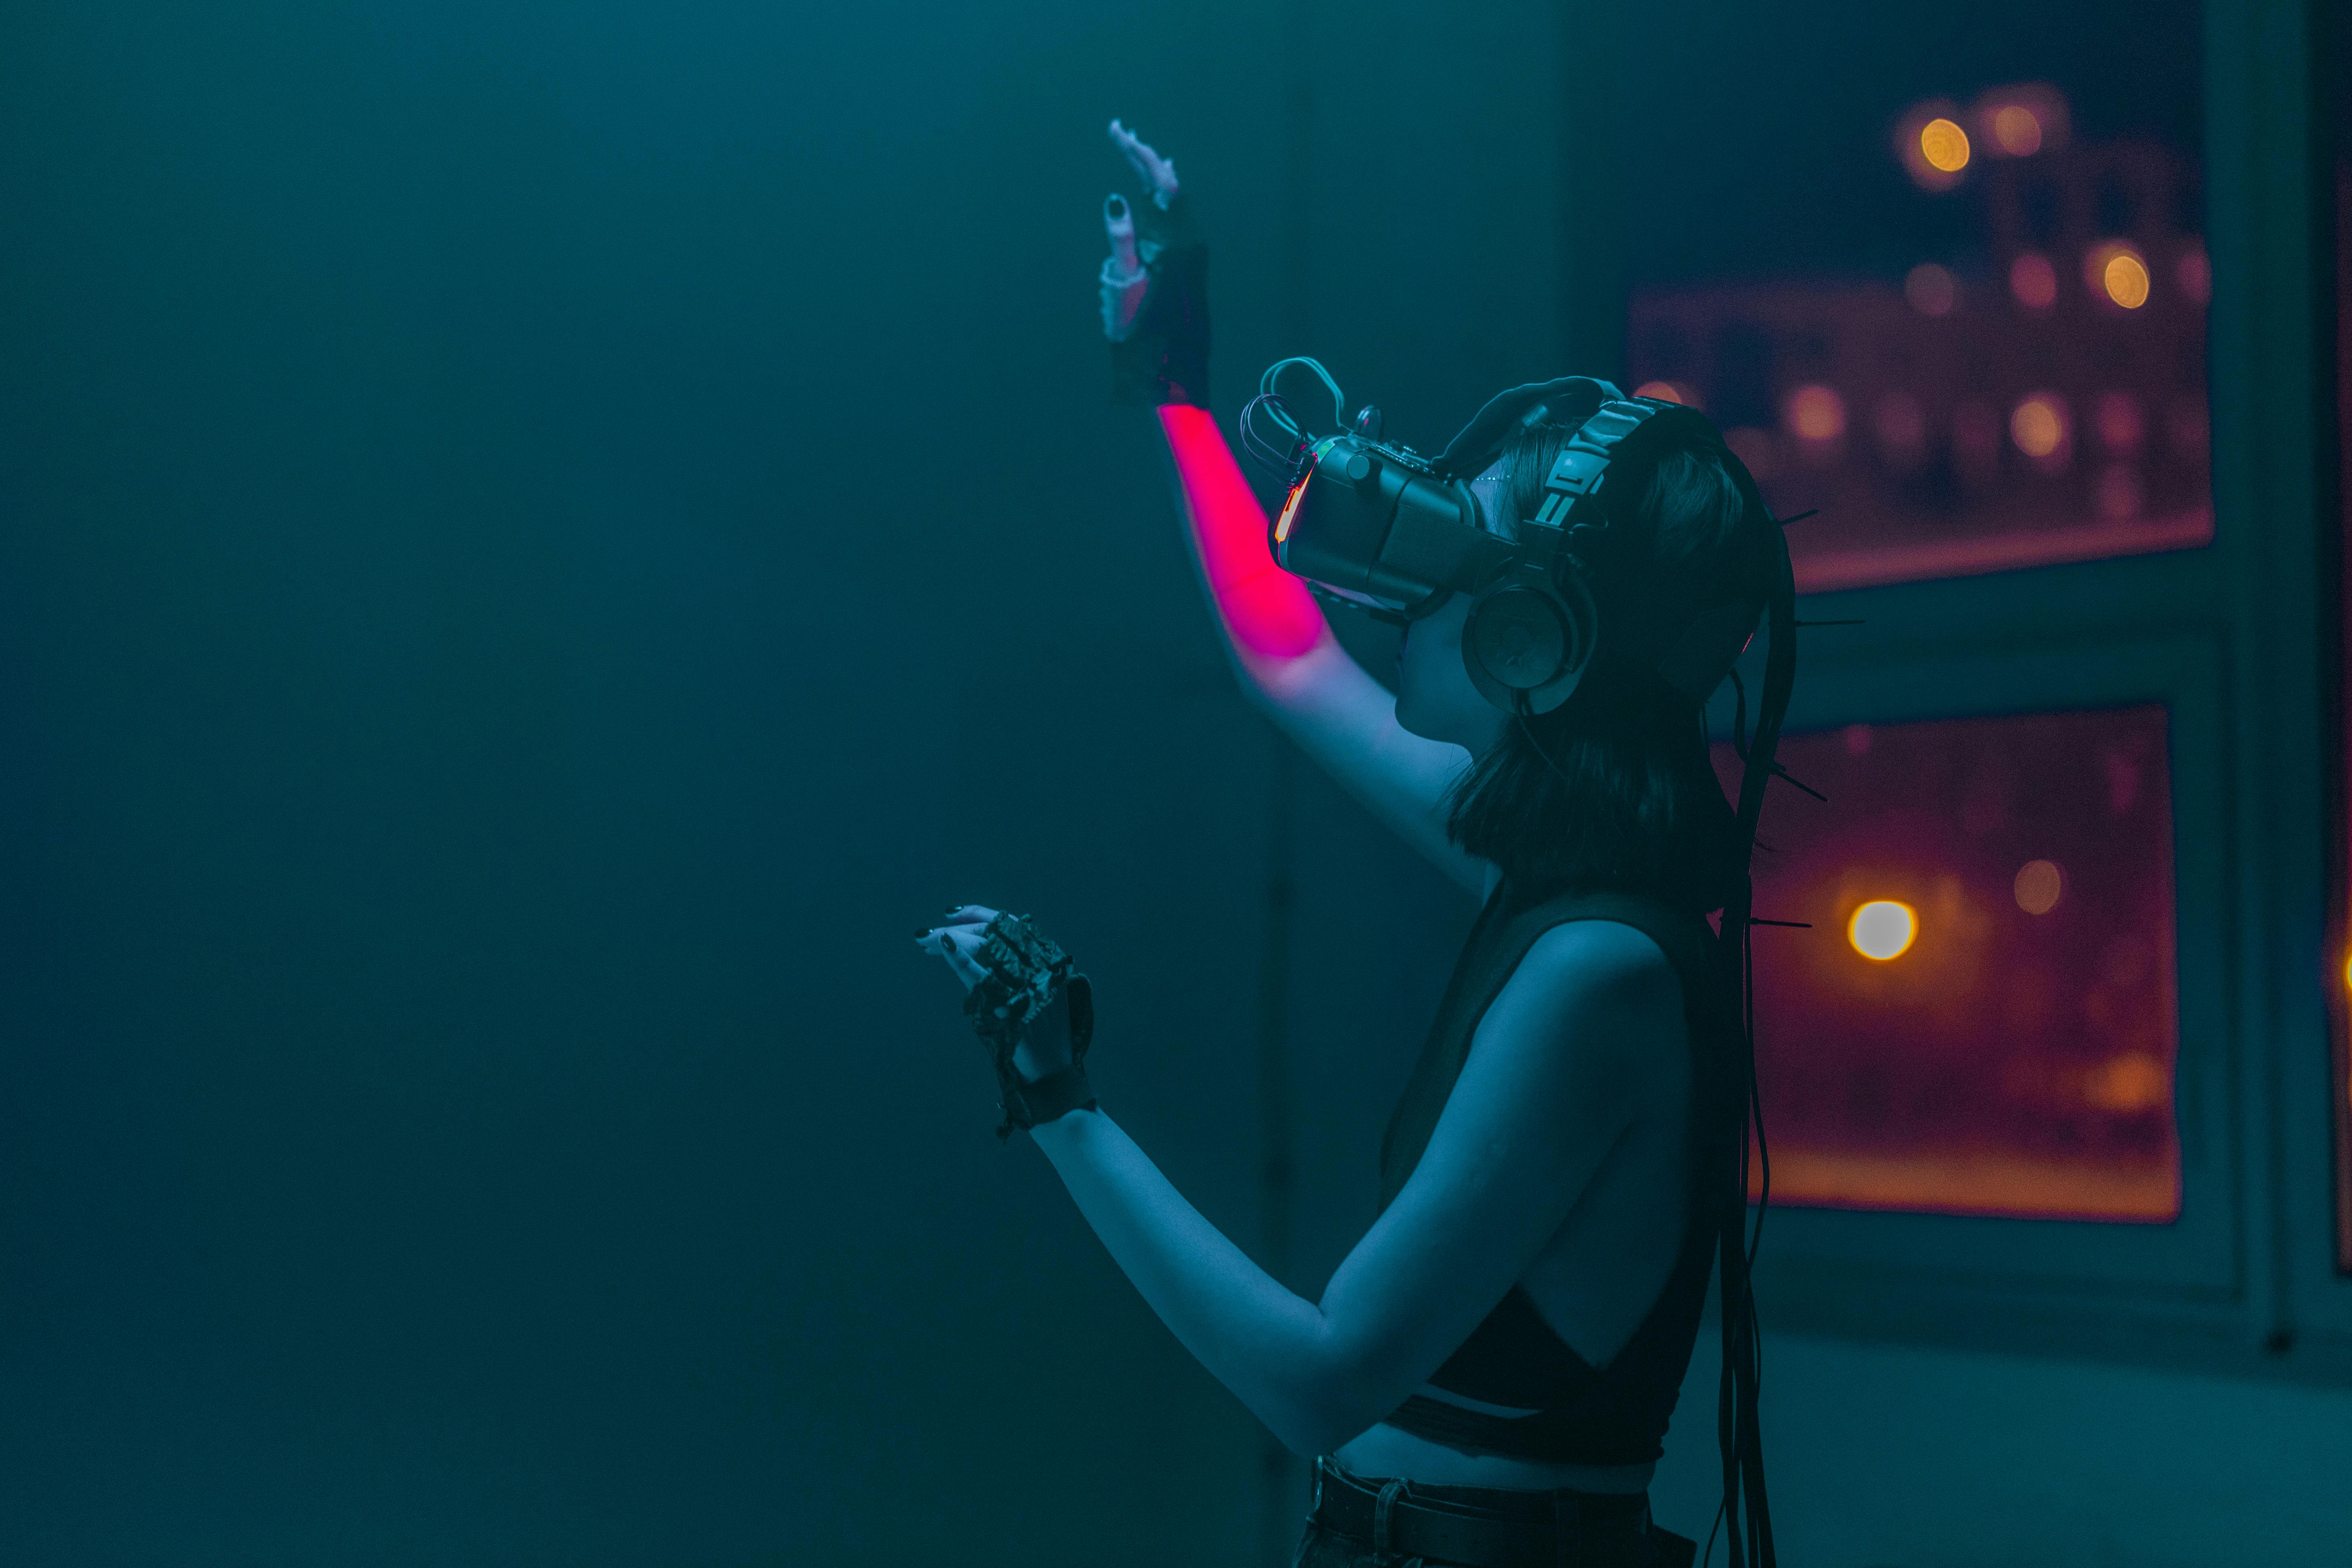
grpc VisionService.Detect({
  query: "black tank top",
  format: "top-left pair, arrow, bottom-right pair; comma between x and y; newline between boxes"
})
1373,881 -> 1737,1467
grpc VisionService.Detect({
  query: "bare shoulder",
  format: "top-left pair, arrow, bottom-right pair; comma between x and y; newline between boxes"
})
1519,918 -> 1682,1001
1475,919 -> 1688,1093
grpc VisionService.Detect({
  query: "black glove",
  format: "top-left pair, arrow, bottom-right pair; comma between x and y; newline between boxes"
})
961,913 -> 1098,1140
1101,163 -> 1209,408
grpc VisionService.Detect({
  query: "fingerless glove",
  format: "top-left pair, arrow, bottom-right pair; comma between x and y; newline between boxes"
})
1106,193 -> 1210,410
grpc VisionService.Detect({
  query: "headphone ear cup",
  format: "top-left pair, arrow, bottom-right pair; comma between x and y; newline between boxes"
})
1461,567 -> 1598,715
1469,589 -> 1567,686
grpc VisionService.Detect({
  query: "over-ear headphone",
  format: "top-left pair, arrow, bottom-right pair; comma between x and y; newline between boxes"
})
1460,555 -> 1598,714
1445,379 -> 1630,715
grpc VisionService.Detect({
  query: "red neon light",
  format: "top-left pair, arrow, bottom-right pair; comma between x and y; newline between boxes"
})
1156,404 -> 1330,667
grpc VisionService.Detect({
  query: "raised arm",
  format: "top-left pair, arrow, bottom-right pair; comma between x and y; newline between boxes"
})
1103,123 -> 1486,895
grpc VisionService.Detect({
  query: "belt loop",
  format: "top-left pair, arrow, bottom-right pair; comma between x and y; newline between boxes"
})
1552,1488 -> 1576,1568
1311,1457 -> 1325,1517
1371,1478 -> 1407,1565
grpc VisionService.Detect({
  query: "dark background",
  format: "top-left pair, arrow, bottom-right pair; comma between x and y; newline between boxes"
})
0,1 -> 2304,1564
0,1 -> 1521,1560
1617,0 -> 2200,288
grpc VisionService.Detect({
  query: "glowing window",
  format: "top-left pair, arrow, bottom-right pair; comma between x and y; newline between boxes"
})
1625,9 -> 2211,592
1716,706 -> 2181,1222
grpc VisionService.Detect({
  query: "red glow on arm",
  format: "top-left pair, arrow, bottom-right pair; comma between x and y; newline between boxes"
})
1156,403 -> 1330,664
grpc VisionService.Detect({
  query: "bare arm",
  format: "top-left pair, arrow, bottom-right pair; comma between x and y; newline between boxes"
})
1104,121 -> 1487,894
1019,920 -> 1681,1454
1154,405 -> 1487,893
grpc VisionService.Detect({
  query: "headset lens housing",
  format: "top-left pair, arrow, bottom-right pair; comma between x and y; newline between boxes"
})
1268,434 -> 1507,621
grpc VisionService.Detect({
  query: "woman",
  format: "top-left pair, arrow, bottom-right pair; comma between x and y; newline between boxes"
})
916,123 -> 1789,1568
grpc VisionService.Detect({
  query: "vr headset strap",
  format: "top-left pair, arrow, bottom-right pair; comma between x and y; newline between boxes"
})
1429,375 -> 1625,479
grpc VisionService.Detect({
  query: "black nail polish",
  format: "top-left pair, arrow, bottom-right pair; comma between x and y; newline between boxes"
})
917,929 -> 932,938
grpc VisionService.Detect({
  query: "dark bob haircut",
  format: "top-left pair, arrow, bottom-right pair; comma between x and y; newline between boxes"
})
1444,413 -> 1760,914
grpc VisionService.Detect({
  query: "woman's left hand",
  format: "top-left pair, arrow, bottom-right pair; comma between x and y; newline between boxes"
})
918,905 -> 1076,1083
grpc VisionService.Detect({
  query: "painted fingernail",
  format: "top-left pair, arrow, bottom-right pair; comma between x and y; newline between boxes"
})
917,929 -> 933,938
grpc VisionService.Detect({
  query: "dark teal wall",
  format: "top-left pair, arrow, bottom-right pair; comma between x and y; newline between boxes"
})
0,2 -> 1556,1561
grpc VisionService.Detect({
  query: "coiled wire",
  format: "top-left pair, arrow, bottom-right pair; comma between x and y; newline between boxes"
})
1237,356 -> 1348,480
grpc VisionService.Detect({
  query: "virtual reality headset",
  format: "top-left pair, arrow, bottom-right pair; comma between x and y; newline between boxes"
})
1241,359 -> 1778,715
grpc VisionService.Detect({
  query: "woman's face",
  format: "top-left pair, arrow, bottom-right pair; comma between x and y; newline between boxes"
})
1392,458 -> 1514,756
1395,593 -> 1509,756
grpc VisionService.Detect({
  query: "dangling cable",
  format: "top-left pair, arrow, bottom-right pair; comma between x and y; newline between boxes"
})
1257,355 -> 1346,428
1237,358 -> 1350,481
1237,392 -> 1309,478
1706,504 -> 1795,1568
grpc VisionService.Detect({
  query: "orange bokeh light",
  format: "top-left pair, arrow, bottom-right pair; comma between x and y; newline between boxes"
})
1919,118 -> 1971,174
2087,243 -> 2152,309
1786,384 -> 1847,442
1990,105 -> 2043,156
2010,394 -> 2068,461
2014,859 -> 2064,914
2106,254 -> 2152,308
1972,81 -> 2072,159
1848,900 -> 1918,960
1895,99 -> 1971,191
2083,1054 -> 2169,1114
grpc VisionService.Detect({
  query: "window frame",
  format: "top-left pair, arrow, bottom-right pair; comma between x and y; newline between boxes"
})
1733,631 -> 2230,1292
1659,0 -> 2352,1381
